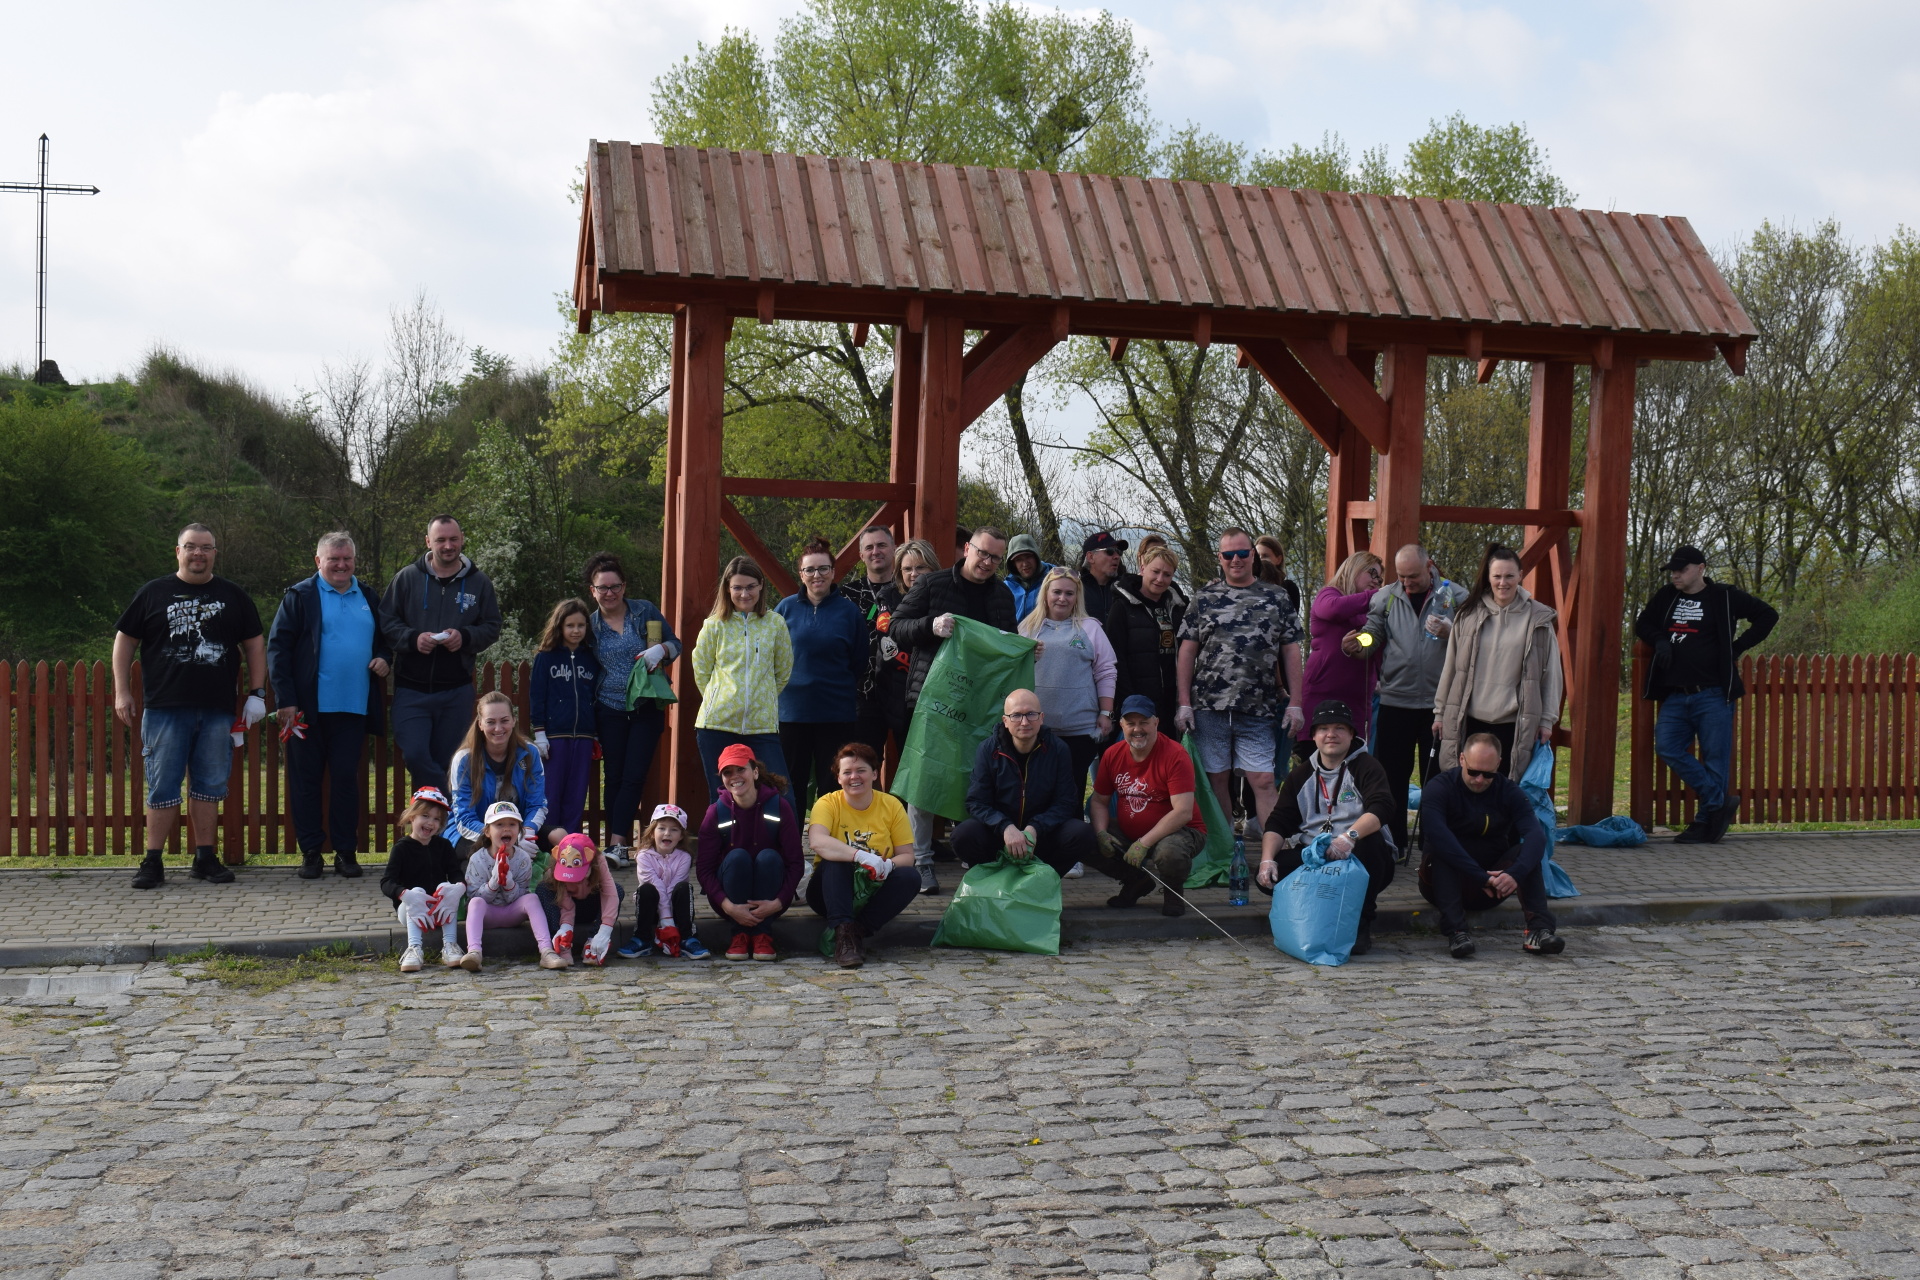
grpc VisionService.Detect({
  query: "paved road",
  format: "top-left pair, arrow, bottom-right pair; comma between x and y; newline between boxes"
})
4,915 -> 1919,1279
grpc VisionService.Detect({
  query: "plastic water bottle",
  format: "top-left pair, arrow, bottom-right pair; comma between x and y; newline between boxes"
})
1227,837 -> 1250,906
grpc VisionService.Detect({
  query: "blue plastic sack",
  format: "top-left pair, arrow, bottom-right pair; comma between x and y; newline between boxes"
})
1269,834 -> 1370,966
1555,815 -> 1647,847
1519,747 -> 1580,899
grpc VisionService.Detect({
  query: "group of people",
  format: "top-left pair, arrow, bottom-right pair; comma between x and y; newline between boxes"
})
109,514 -> 1774,968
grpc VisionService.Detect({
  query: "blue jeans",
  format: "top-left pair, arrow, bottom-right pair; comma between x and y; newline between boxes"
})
1655,690 -> 1735,813
695,729 -> 792,804
719,847 -> 787,938
391,685 -> 475,792
140,707 -> 236,807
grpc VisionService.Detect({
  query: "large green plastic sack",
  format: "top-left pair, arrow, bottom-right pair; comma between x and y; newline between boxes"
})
930,856 -> 1062,955
626,657 -> 678,711
891,616 -> 1036,821
1178,732 -> 1239,888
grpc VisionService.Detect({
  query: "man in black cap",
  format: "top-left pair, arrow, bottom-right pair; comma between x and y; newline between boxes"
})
1633,546 -> 1777,843
1258,699 -> 1396,955
1079,530 -> 1128,628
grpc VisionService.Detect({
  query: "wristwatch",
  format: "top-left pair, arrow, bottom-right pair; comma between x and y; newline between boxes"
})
248,687 -> 267,699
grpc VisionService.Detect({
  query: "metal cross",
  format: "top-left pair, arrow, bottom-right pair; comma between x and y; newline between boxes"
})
0,135 -> 100,378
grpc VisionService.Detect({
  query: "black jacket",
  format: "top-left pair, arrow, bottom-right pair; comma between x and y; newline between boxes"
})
380,834 -> 463,905
1418,767 -> 1544,885
886,566 -> 1018,709
1107,576 -> 1189,724
1267,748 -> 1395,844
966,725 -> 1082,838
1633,578 -> 1777,701
378,553 -> 504,693
266,574 -> 389,733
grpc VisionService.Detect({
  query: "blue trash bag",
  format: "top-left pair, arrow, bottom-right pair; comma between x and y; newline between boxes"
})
1519,746 -> 1580,899
1269,833 -> 1371,966
1555,815 -> 1647,847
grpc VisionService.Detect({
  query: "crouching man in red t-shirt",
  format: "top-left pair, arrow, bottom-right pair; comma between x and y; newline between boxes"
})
1089,695 -> 1208,917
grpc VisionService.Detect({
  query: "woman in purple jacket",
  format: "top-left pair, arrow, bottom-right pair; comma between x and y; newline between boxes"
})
1296,551 -> 1384,756
694,743 -> 803,962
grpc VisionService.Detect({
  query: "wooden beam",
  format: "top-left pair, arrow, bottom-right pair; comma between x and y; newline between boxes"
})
1524,361 -> 1576,612
1592,335 -> 1614,371
1517,526 -> 1567,575
756,287 -> 775,324
958,322 -> 1062,427
963,326 -> 1019,380
721,478 -> 914,501
1346,502 -> 1583,526
834,502 -> 901,581
1718,338 -> 1747,376
1329,319 -> 1348,357
718,498 -> 800,600
904,297 -> 923,334
890,326 -> 923,540
1568,360 -> 1636,824
914,314 -> 966,558
1108,336 -> 1129,362
852,322 -> 870,348
1285,335 -> 1390,453
1371,343 -> 1426,561
1237,339 -> 1340,451
1193,312 -> 1211,351
1464,328 -> 1483,362
1475,357 -> 1500,384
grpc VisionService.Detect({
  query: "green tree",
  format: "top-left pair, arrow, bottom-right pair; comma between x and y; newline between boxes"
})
1400,112 -> 1573,205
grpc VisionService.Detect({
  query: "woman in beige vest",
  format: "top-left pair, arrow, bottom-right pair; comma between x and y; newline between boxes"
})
1432,544 -> 1562,781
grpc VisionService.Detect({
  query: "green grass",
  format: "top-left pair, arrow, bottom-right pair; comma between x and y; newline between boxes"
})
172,941 -> 395,992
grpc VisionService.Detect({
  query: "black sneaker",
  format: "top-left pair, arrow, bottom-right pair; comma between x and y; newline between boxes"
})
131,855 -> 164,891
1673,817 -> 1709,844
1448,930 -> 1475,960
297,853 -> 324,880
190,851 -> 235,884
1523,928 -> 1566,956
1350,927 -> 1373,956
333,853 -> 364,879
1705,794 -> 1741,843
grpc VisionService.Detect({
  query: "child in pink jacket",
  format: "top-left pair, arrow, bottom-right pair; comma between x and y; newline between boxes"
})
616,804 -> 709,959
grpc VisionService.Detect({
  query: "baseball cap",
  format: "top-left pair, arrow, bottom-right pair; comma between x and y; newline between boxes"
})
551,832 -> 596,882
1311,699 -> 1356,731
716,743 -> 757,772
650,803 -> 689,828
410,786 -> 450,811
1118,694 -> 1159,719
1662,545 -> 1706,572
1082,529 -> 1129,555
483,801 -> 522,827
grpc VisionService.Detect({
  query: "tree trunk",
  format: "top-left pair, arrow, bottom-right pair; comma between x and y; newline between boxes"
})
1003,374 -> 1065,562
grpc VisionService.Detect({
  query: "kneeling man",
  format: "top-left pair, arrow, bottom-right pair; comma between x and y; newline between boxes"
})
953,689 -> 1096,877
1418,731 -> 1564,959
1089,696 -> 1206,916
1259,699 -> 1397,955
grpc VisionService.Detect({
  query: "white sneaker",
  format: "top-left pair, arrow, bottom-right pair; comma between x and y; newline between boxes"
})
1065,863 -> 1085,878
399,944 -> 424,973
441,943 -> 466,968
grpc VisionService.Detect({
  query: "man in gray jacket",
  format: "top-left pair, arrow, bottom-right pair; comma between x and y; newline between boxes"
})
1352,544 -> 1464,852
379,516 -> 503,790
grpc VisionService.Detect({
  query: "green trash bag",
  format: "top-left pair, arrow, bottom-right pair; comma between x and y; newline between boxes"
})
891,616 -> 1036,821
626,657 -> 678,711
816,866 -> 880,957
1177,732 -> 1238,888
930,855 -> 1062,955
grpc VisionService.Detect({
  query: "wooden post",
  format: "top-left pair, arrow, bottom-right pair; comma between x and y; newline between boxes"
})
891,325 -> 923,542
1568,359 -> 1635,823
914,314 -> 965,560
665,303 -> 732,815
1322,350 -> 1378,582
1524,361 -> 1574,609
1371,343 -> 1426,563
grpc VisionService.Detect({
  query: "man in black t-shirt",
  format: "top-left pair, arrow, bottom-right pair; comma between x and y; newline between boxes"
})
112,524 -> 267,889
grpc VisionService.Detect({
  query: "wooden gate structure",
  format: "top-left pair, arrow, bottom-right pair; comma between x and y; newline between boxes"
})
571,143 -> 1756,822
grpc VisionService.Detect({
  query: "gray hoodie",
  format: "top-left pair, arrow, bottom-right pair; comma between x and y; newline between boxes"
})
379,552 -> 504,692
1359,577 -> 1466,711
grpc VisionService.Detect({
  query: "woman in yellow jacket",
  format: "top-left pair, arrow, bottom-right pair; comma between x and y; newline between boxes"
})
692,556 -> 795,797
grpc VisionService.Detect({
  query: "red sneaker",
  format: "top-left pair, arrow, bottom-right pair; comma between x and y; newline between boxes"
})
725,933 -> 752,961
752,934 -> 777,962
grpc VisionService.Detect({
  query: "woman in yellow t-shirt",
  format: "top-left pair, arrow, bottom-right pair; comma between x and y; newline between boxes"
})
806,741 -> 920,969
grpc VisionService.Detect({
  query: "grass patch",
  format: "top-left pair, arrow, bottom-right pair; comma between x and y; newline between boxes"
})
177,941 -> 392,992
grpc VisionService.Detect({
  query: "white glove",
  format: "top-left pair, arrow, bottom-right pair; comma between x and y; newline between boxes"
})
432,882 -> 464,926
552,924 -> 576,953
584,925 -> 613,965
853,849 -> 891,880
1328,832 -> 1354,859
534,730 -> 550,759
641,643 -> 667,670
1174,705 -> 1195,734
932,613 -> 956,638
243,695 -> 267,728
1282,705 -> 1305,736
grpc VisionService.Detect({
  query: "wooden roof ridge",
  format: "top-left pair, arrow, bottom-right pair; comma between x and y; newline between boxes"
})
576,141 -> 1757,362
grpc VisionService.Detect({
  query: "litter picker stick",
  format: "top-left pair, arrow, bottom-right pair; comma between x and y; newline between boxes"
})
1132,863 -> 1254,952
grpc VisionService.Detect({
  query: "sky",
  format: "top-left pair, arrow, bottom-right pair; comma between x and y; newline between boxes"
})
3,0 -> 1917,399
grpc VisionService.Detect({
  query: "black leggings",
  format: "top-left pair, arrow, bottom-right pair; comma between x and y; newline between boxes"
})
634,881 -> 692,938
805,859 -> 923,932
780,720 -> 859,812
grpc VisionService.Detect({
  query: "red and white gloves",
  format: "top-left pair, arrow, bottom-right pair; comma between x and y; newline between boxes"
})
853,849 -> 891,881
656,925 -> 683,958
551,924 -> 575,954
583,926 -> 613,966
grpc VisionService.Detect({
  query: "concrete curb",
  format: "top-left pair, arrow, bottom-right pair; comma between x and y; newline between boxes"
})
6,889 -> 1918,968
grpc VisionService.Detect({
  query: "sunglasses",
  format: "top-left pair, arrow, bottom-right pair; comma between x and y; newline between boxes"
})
1463,767 -> 1499,780
1219,548 -> 1253,560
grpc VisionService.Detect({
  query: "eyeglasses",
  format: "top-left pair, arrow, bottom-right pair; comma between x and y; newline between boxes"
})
590,582 -> 625,594
1003,711 -> 1042,722
179,543 -> 217,555
798,565 -> 835,575
968,546 -> 1005,566
1219,548 -> 1252,560
1463,767 -> 1499,780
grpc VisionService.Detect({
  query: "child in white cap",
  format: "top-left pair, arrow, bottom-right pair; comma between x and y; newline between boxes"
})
460,801 -> 563,971
617,803 -> 708,959
380,786 -> 466,972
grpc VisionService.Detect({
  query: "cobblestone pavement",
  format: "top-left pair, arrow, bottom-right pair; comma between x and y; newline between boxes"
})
4,915 -> 1920,1279
9,829 -> 1920,961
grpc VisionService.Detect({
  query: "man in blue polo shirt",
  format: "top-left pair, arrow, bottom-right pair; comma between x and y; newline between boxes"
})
268,532 -> 392,879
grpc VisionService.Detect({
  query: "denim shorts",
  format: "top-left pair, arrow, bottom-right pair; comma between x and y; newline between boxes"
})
141,706 -> 235,807
1191,708 -> 1277,775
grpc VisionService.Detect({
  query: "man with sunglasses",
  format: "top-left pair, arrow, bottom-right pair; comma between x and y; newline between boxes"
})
1174,528 -> 1305,827
1417,732 -> 1563,959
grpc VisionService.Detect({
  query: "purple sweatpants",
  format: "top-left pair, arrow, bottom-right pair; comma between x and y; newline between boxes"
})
466,896 -> 553,953
545,736 -> 595,836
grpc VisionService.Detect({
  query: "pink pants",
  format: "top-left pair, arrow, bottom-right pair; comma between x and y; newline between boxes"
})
466,895 -> 553,952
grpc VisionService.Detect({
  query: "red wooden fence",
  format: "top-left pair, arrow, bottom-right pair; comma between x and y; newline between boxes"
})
1,661 -> 602,859
1630,645 -> 1920,829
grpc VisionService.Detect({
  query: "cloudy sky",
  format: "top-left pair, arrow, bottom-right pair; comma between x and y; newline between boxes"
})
3,1 -> 1916,397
